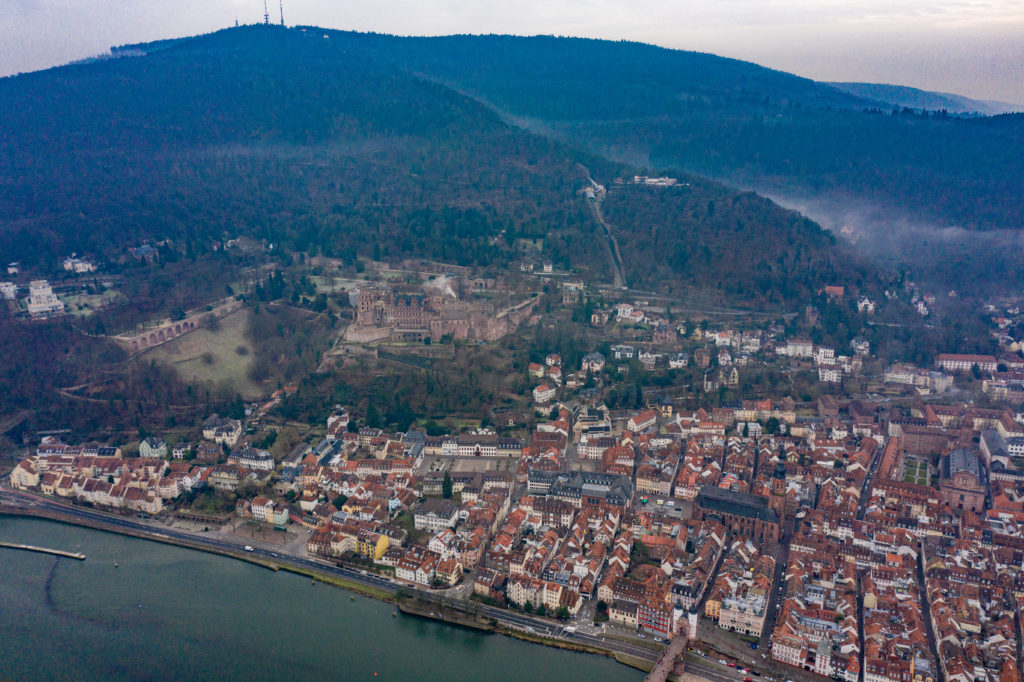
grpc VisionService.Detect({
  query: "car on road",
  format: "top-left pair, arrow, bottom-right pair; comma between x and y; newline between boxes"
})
244,545 -> 254,552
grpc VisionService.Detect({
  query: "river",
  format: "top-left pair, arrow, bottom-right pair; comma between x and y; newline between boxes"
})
0,517 -> 642,681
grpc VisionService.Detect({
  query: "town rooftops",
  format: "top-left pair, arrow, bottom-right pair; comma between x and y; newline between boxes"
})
943,448 -> 985,483
417,498 -> 458,518
981,430 -> 1009,460
695,486 -> 780,525
529,469 -> 633,505
235,446 -> 272,461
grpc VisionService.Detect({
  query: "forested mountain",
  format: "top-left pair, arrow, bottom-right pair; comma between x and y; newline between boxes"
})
827,82 -> 1022,116
339,33 -> 874,119
0,27 -> 607,274
318,31 -> 1024,288
602,184 -> 867,306
0,25 -> 869,306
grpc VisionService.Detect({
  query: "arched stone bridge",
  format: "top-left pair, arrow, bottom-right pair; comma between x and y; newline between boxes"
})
112,299 -> 243,354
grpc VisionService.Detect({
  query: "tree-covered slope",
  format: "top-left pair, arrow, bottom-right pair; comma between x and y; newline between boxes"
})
334,33 -> 871,120
827,82 -> 1021,116
0,26 -> 608,272
602,183 -> 866,306
323,31 -> 1024,240
0,26 -> 873,306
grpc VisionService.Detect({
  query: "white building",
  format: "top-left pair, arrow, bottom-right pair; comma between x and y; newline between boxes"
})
63,257 -> 96,273
250,497 -> 288,525
202,415 -> 243,447
26,280 -> 64,318
857,297 -> 876,314
781,339 -> 814,358
0,282 -> 17,300
611,344 -> 635,359
533,384 -> 556,404
814,347 -> 836,365
639,350 -> 662,370
414,499 -> 459,532
849,337 -> 870,356
668,352 -> 689,369
720,592 -> 768,636
230,447 -> 275,471
819,367 -> 842,383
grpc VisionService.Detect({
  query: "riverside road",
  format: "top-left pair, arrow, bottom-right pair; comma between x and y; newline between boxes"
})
0,487 -> 668,666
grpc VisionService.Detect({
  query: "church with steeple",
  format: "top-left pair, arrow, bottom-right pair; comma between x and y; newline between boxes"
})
769,461 -> 788,522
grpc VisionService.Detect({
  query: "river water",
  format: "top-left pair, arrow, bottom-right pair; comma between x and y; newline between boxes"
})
0,517 -> 642,681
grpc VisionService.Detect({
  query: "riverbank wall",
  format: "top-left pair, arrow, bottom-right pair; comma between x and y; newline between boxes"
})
1,504 -> 280,569
0,504 -> 400,601
0,503 -> 657,674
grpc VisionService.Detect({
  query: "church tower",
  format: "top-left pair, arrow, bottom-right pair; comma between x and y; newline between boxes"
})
770,461 -> 787,521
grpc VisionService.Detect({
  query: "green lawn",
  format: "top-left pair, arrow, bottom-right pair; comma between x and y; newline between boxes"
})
146,308 -> 262,398
309,275 -> 365,294
62,289 -> 123,316
902,460 -> 930,486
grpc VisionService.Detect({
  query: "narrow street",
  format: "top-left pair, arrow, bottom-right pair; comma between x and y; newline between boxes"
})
757,523 -> 792,655
917,547 -> 944,682
857,570 -> 866,682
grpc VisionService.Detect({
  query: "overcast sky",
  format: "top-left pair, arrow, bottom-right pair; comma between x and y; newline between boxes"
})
3,0 -> 1023,104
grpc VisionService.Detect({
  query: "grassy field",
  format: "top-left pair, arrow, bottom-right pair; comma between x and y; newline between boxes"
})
309,275 -> 364,294
146,308 -> 263,399
62,289 -> 123,316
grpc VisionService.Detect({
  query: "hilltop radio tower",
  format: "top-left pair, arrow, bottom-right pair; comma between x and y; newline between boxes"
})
263,0 -> 270,25
279,0 -> 285,26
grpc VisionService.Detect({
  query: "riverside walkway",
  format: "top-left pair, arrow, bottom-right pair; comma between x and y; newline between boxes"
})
0,541 -> 85,560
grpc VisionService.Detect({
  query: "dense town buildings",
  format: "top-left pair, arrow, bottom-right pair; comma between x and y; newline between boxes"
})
11,280 -> 1024,680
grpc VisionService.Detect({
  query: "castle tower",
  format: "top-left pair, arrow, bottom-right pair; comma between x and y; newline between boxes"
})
770,460 -> 787,521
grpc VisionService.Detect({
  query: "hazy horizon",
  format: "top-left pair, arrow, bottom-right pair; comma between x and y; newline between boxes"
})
3,1 -> 1023,106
